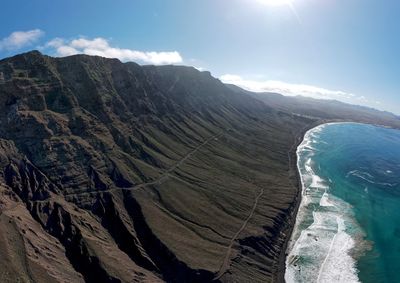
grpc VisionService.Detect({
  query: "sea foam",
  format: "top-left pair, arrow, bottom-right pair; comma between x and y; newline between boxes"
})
285,125 -> 362,283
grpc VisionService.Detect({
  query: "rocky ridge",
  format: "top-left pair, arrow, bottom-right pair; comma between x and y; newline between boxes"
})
0,51 -> 397,283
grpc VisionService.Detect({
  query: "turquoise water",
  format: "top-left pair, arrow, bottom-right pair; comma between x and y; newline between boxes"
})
285,123 -> 400,283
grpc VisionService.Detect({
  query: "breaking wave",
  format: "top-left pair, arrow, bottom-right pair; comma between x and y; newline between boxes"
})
285,124 -> 365,283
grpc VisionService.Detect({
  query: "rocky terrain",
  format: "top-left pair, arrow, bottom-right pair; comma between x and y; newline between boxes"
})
0,51 -> 399,283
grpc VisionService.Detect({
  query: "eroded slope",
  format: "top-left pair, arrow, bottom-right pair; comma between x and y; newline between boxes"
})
0,51 -> 315,282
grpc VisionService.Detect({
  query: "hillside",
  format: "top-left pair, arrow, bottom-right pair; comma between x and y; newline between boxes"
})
0,51 -> 398,283
226,84 -> 400,128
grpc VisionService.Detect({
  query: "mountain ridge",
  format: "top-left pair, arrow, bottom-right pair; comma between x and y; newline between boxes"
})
0,50 -> 398,283
226,83 -> 400,128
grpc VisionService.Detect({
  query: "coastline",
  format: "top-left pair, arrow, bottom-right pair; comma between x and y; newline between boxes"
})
273,118 -> 400,282
274,119 -> 327,283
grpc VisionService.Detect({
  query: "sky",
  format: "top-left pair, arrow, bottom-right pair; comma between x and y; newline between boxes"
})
0,0 -> 399,114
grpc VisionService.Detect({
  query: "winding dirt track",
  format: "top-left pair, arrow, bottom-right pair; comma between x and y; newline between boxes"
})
43,129 -> 266,279
214,188 -> 264,280
65,132 -> 224,197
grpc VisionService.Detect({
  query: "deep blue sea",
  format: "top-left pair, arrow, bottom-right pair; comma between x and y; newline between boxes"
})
285,123 -> 400,283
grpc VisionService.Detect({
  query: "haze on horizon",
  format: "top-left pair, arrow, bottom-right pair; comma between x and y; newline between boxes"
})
0,0 -> 399,114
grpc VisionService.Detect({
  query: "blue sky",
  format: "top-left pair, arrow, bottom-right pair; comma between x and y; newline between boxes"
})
0,0 -> 399,114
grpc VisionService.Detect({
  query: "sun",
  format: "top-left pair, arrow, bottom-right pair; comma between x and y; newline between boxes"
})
256,0 -> 293,6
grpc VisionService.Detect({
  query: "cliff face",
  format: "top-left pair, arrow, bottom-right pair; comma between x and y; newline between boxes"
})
0,50 -> 314,282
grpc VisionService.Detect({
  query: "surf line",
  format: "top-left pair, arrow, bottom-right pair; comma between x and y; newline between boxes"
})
316,215 -> 343,283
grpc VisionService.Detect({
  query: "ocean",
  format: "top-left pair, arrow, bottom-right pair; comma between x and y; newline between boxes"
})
285,122 -> 400,283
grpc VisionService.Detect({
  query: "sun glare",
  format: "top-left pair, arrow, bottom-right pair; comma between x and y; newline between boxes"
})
256,0 -> 293,7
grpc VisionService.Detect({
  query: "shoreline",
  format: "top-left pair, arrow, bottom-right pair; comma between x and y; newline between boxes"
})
274,119 -> 327,283
274,119 -> 400,282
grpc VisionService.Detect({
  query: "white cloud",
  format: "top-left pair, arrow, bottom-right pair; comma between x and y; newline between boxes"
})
0,29 -> 44,51
45,37 -> 65,48
220,74 -> 358,101
45,36 -> 183,65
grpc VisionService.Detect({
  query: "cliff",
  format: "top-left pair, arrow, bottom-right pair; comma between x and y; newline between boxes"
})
0,51 -> 397,282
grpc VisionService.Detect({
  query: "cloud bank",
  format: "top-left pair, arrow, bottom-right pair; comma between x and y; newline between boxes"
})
0,29 -> 183,65
220,74 -> 358,101
45,37 -> 183,65
0,29 -> 44,51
